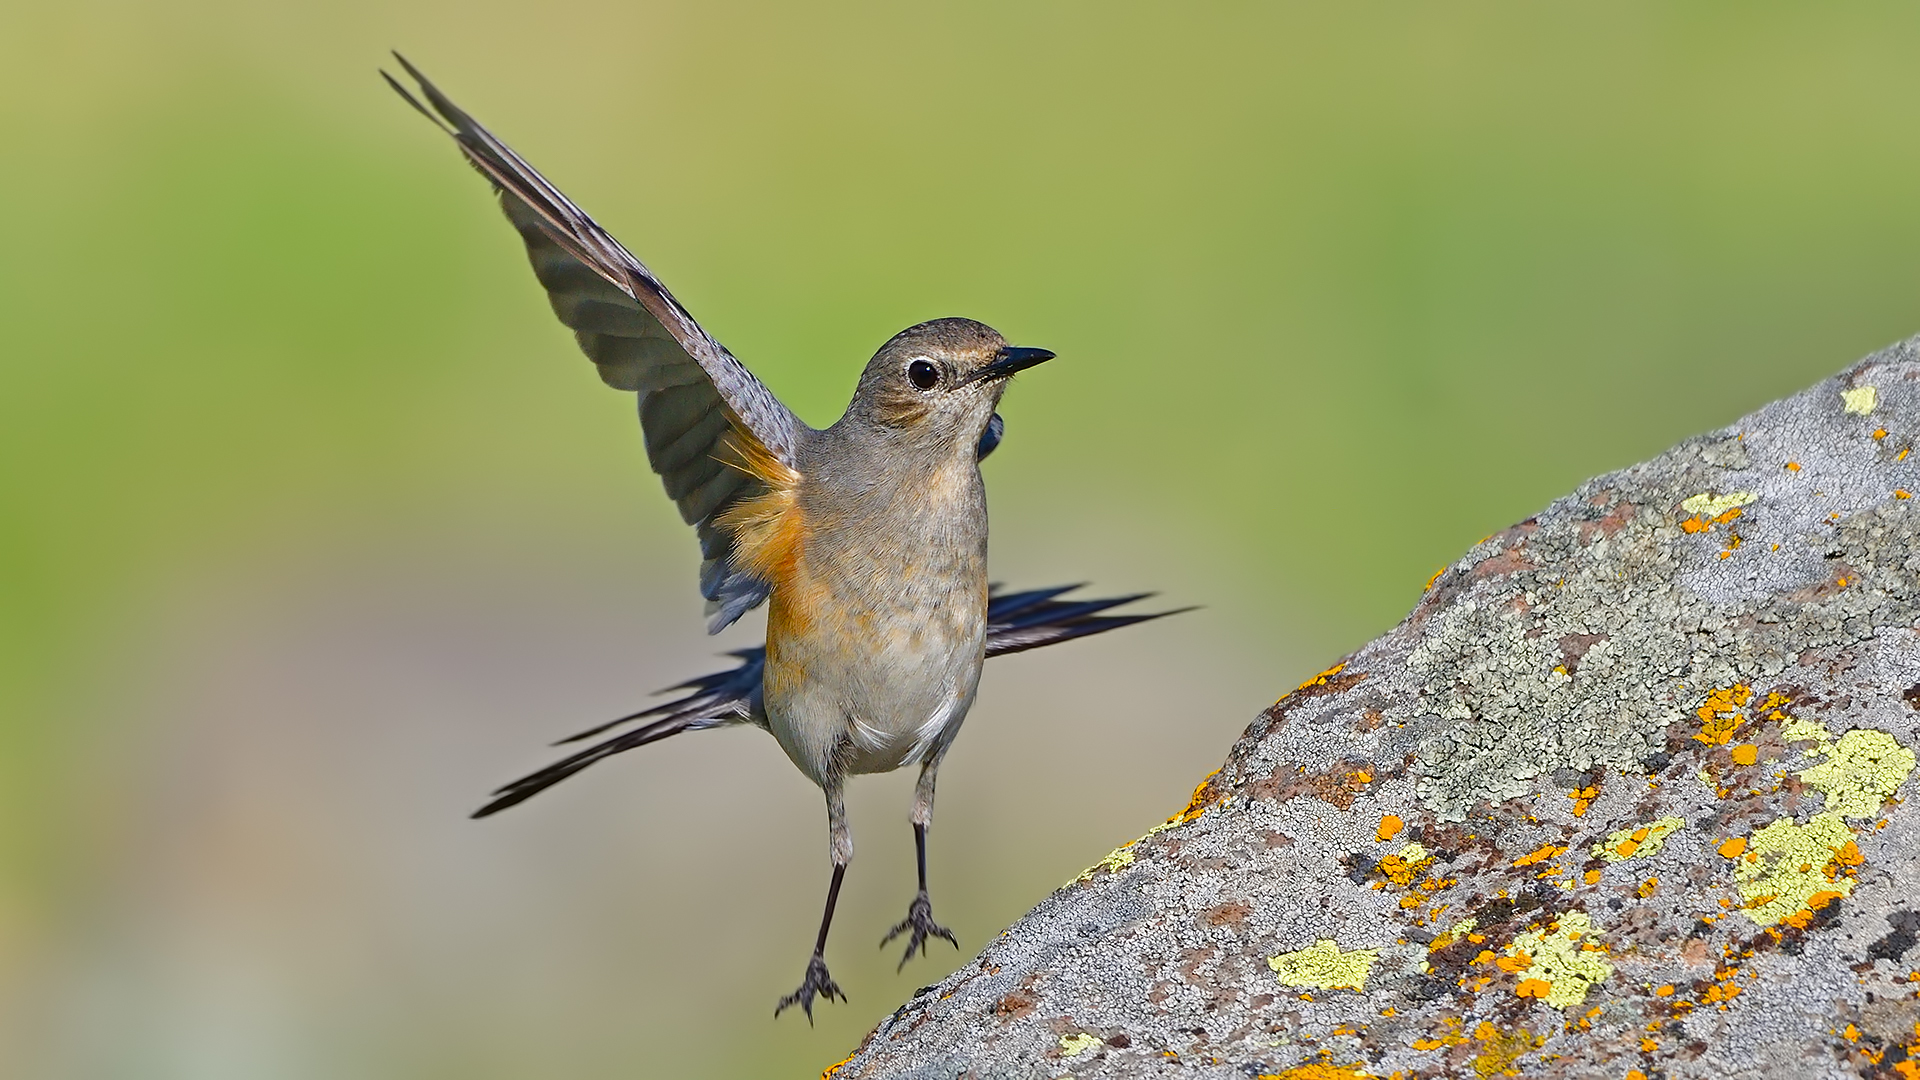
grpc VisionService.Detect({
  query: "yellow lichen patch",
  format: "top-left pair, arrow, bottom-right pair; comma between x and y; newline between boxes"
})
1503,913 -> 1613,1008
1257,1063 -> 1371,1080
1058,1032 -> 1103,1057
1693,684 -> 1752,745
1430,917 -> 1477,951
1513,844 -> 1563,868
1377,814 -> 1404,842
1734,812 -> 1856,926
1797,729 -> 1917,818
1471,1021 -> 1542,1078
821,1051 -> 856,1079
1592,816 -> 1685,862
1843,385 -> 1878,415
1411,1017 -> 1468,1053
1376,844 -> 1433,887
1731,744 -> 1759,766
1268,939 -> 1380,992
1681,491 -> 1758,516
1080,845 -> 1138,880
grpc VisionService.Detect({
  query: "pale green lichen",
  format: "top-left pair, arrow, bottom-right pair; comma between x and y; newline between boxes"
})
1591,816 -> 1686,862
1057,1033 -> 1102,1057
1074,797 -> 1232,883
1506,912 -> 1612,1008
1267,939 -> 1379,991
1731,726 -> 1911,926
1734,812 -> 1854,926
1780,717 -> 1831,743
1797,729 -> 1916,818
1393,842 -> 1429,864
1680,491 -> 1758,516
1842,385 -> 1878,415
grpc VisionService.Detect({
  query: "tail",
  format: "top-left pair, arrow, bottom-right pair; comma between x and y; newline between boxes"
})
471,586 -> 1189,817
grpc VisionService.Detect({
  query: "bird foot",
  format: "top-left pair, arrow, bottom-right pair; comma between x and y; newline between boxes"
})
774,953 -> 844,1022
881,890 -> 959,970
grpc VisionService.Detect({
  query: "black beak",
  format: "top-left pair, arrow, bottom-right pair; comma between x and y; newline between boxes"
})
970,346 -> 1056,384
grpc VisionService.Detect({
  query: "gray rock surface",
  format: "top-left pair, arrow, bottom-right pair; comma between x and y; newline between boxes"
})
830,338 -> 1920,1079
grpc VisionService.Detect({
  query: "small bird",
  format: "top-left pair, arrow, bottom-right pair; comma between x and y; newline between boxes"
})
385,56 -> 1182,1020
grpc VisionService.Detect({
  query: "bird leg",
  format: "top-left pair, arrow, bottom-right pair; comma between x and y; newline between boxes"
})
777,782 -> 852,1021
882,783 -> 959,969
776,862 -> 847,1021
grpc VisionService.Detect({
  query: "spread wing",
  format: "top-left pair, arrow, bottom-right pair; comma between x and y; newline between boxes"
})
386,56 -> 801,632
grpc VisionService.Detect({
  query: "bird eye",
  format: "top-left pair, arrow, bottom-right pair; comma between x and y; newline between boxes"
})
907,359 -> 940,390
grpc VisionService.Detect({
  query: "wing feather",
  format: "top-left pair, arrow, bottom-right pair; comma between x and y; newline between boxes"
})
388,57 -> 802,631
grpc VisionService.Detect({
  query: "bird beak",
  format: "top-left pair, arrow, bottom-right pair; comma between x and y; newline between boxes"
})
969,346 -> 1056,384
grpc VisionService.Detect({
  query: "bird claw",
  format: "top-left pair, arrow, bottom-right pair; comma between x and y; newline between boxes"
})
881,890 -> 959,970
774,953 -> 844,1023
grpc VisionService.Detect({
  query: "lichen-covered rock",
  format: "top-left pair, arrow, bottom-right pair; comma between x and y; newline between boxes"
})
831,338 -> 1920,1079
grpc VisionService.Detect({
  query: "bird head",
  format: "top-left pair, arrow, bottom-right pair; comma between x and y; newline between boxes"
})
843,317 -> 1054,454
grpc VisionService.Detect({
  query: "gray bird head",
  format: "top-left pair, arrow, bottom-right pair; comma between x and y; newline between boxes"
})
841,317 -> 1054,453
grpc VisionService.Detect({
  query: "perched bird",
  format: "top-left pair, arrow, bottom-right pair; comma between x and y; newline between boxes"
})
385,56 -> 1182,1020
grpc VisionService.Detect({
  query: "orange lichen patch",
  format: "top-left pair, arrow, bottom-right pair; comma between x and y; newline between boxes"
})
1495,951 -> 1533,974
1399,896 -> 1424,910
1692,684 -> 1752,746
1843,1023 -> 1861,1043
1899,490 -> 1914,500
1653,984 -> 1674,997
1567,786 -> 1599,817
1731,744 -> 1759,766
1295,663 -> 1348,693
1471,1022 -> 1541,1079
1640,1038 -> 1658,1052
1584,869 -> 1603,885
1168,769 -> 1227,827
1637,877 -> 1660,899
1375,849 -> 1435,888
1903,448 -> 1913,462
1718,837 -> 1748,858
1680,515 -> 1711,534
1257,1060 -> 1370,1080
820,1051 -> 857,1079
1515,977 -> 1552,999
1377,815 -> 1405,842
1780,890 -> 1849,930
1628,1071 -> 1649,1080
1786,461 -> 1802,472
1424,567 -> 1446,592
1513,845 -> 1564,867
1258,1061 -> 1371,1080
1875,428 -> 1889,439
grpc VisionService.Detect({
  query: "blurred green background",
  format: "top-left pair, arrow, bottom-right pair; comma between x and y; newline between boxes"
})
4,2 -> 1919,1076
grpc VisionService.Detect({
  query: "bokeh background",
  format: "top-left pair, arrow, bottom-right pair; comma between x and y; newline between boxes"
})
5,3 -> 1920,1076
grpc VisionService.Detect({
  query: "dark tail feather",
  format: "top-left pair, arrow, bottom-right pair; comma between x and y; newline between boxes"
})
985,585 -> 1192,657
471,662 -> 758,818
553,649 -> 764,745
472,585 -> 1184,816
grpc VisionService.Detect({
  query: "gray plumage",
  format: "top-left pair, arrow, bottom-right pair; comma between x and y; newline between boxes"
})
386,56 -> 1185,1021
